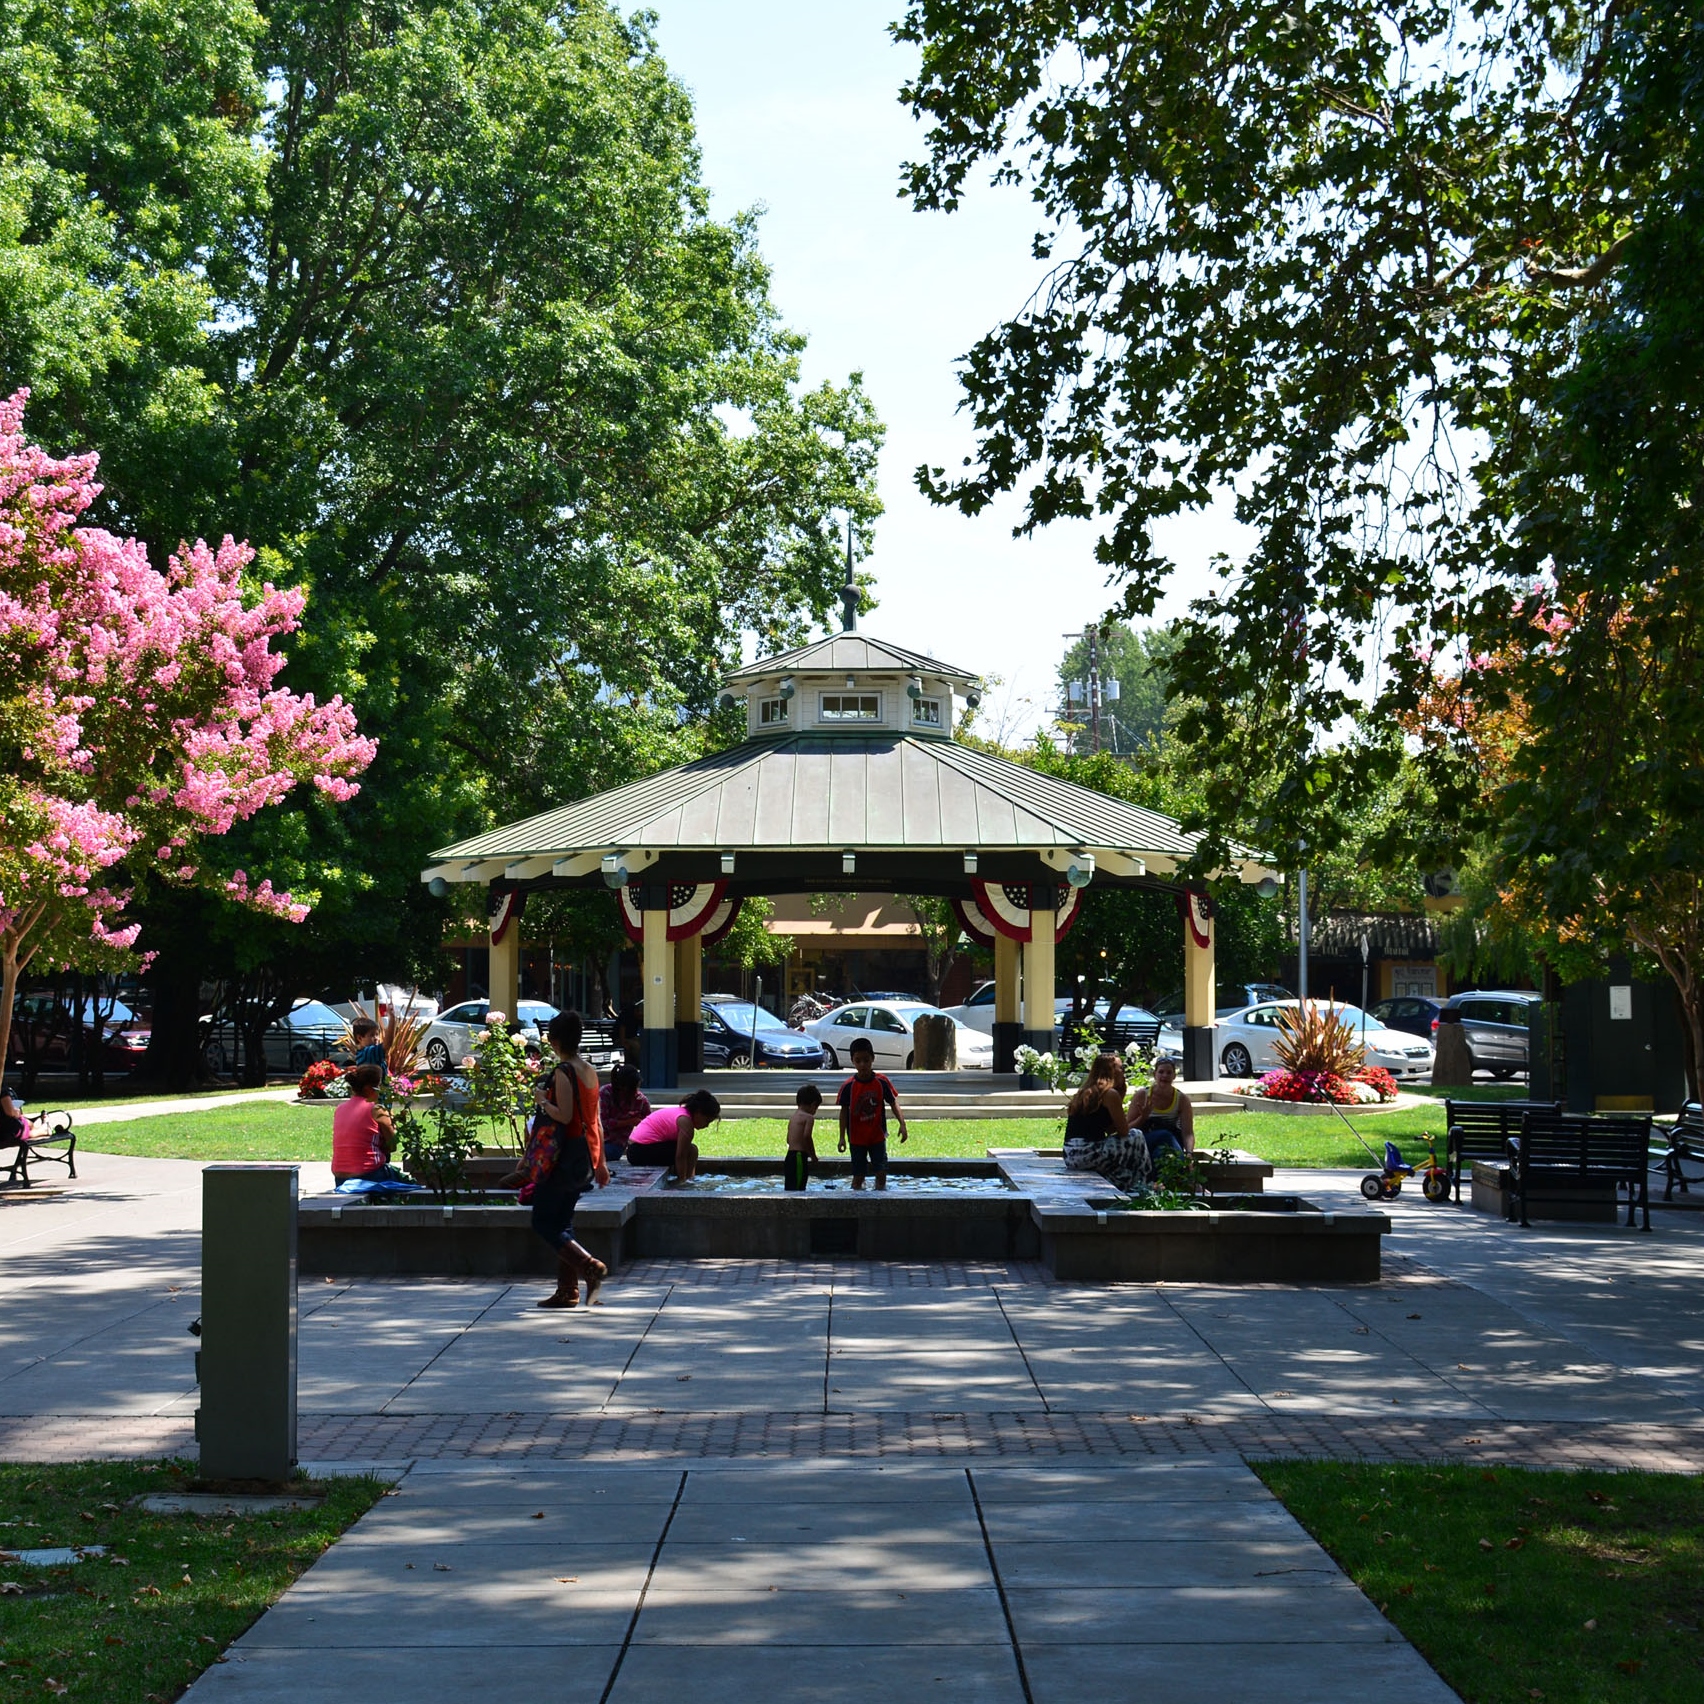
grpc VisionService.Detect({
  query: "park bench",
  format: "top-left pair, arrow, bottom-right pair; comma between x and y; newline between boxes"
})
1652,1103 -> 1704,1202
580,1019 -> 622,1069
1444,1099 -> 1561,1205
2,1104 -> 77,1188
1513,1110 -> 1652,1231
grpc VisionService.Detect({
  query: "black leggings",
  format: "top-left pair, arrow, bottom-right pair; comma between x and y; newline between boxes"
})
530,1166 -> 585,1251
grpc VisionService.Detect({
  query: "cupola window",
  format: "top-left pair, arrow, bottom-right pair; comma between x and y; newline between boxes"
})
820,692 -> 880,722
758,696 -> 789,726
911,696 -> 943,728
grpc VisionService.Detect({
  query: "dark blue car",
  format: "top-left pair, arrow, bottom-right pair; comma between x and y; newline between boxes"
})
700,998 -> 825,1069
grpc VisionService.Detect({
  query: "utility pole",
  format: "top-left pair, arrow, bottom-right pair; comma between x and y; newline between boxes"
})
1062,626 -> 1105,754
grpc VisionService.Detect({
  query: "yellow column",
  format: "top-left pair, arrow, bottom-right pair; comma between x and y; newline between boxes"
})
992,929 -> 1021,1074
489,912 -> 520,1018
675,931 -> 703,1073
1183,900 -> 1216,1026
1023,901 -> 1056,1043
675,933 -> 702,1013
994,933 -> 1020,1025
1183,893 -> 1217,1080
641,903 -> 677,1087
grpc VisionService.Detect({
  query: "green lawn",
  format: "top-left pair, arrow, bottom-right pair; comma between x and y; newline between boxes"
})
1258,1462 -> 1704,1704
0,1460 -> 384,1703
77,1102 -> 335,1161
16,1085 -> 289,1116
78,1097 -> 1448,1169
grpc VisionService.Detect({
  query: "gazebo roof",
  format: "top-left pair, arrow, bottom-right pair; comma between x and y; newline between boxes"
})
426,731 -> 1270,886
722,631 -> 978,687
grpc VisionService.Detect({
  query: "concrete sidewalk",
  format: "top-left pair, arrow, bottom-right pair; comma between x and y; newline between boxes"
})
185,1459 -> 1456,1704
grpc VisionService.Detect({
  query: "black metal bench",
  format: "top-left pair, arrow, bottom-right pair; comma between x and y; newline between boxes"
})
1444,1099 -> 1561,1205
2,1105 -> 77,1187
579,1019 -> 622,1069
1652,1104 -> 1704,1201
1513,1111 -> 1652,1231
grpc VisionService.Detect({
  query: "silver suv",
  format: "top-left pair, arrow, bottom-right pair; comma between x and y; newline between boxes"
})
1439,990 -> 1544,1078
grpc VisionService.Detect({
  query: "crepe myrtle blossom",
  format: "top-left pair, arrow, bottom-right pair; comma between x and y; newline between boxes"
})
0,389 -> 375,1067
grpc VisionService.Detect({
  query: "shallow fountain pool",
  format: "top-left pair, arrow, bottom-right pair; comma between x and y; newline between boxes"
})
658,1171 -> 1014,1197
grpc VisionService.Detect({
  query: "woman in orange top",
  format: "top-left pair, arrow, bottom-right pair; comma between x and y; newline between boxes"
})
519,1010 -> 610,1309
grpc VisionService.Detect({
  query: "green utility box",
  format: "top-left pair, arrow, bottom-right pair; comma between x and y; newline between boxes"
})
197,1166 -> 298,1481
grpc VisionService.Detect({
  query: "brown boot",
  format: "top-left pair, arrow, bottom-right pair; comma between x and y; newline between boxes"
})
536,1249 -> 580,1309
567,1241 -> 608,1306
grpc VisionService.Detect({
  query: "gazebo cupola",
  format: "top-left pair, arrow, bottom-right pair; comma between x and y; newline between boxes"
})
720,628 -> 983,746
424,574 -> 1276,1087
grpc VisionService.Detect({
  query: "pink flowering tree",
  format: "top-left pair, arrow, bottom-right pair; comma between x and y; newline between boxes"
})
0,391 -> 376,1073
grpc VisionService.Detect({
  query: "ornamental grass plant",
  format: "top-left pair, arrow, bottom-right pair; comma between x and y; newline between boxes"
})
1273,1000 -> 1367,1076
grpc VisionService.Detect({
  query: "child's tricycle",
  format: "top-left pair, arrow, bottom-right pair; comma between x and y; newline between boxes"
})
1357,1135 -> 1450,1203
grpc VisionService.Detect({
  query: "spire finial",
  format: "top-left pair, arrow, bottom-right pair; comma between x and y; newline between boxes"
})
839,516 -> 858,632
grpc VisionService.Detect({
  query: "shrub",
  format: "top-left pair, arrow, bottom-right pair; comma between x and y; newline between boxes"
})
1273,1001 -> 1367,1076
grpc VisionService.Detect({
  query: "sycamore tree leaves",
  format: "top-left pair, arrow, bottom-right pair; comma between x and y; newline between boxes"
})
892,0 -> 1653,864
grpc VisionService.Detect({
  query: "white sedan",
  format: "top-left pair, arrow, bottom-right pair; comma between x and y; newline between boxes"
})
940,981 -> 997,1034
804,1000 -> 995,1070
1157,1001 -> 1435,1081
420,998 -> 551,1072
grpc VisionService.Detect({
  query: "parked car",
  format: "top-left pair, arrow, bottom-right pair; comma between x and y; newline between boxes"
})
1054,997 -> 1162,1050
1437,990 -> 1544,1078
203,999 -> 353,1077
1154,982 -> 1293,1026
329,985 -> 441,1029
1368,995 -> 1446,1040
700,998 -> 826,1069
941,981 -> 998,1034
804,1000 -> 995,1070
419,999 -> 552,1072
1156,1000 -> 1435,1081
5,995 -> 140,1070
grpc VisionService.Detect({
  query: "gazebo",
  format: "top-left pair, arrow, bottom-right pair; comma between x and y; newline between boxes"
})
422,584 -> 1275,1086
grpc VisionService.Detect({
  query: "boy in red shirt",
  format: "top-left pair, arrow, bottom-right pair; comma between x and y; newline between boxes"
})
836,1036 -> 908,1191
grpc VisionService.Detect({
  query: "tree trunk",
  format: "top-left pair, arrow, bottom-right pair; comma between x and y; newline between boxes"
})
0,945 -> 18,1092
143,952 -> 210,1091
239,1016 -> 271,1087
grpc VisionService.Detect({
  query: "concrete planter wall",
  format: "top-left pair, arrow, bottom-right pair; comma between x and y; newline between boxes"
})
298,1150 -> 1387,1283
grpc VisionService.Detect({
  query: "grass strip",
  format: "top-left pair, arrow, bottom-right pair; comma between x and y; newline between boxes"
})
1255,1461 -> 1704,1704
76,1099 -> 1452,1168
0,1459 -> 385,1702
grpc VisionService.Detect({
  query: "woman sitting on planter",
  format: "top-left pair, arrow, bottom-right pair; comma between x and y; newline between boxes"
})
331,1064 -> 405,1184
1062,1053 -> 1152,1194
1127,1056 -> 1195,1162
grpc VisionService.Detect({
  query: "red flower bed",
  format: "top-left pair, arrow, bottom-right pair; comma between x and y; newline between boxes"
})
1256,1068 -> 1359,1104
298,1059 -> 344,1098
1352,1065 -> 1400,1102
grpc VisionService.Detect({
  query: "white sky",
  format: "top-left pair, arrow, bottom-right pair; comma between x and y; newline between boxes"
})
652,1 -> 1245,737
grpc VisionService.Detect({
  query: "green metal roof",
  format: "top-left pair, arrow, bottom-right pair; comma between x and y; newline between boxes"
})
722,631 -> 979,686
432,733 -> 1203,863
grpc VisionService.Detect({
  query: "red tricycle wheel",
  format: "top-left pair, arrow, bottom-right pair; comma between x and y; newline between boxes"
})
1359,1175 -> 1383,1201
1421,1172 -> 1450,1203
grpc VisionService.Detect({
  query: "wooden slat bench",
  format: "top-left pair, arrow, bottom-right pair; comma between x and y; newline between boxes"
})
1445,1099 -> 1561,1205
1514,1111 -> 1653,1231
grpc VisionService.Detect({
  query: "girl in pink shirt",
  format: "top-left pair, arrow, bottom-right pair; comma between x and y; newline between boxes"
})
332,1064 -> 402,1182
